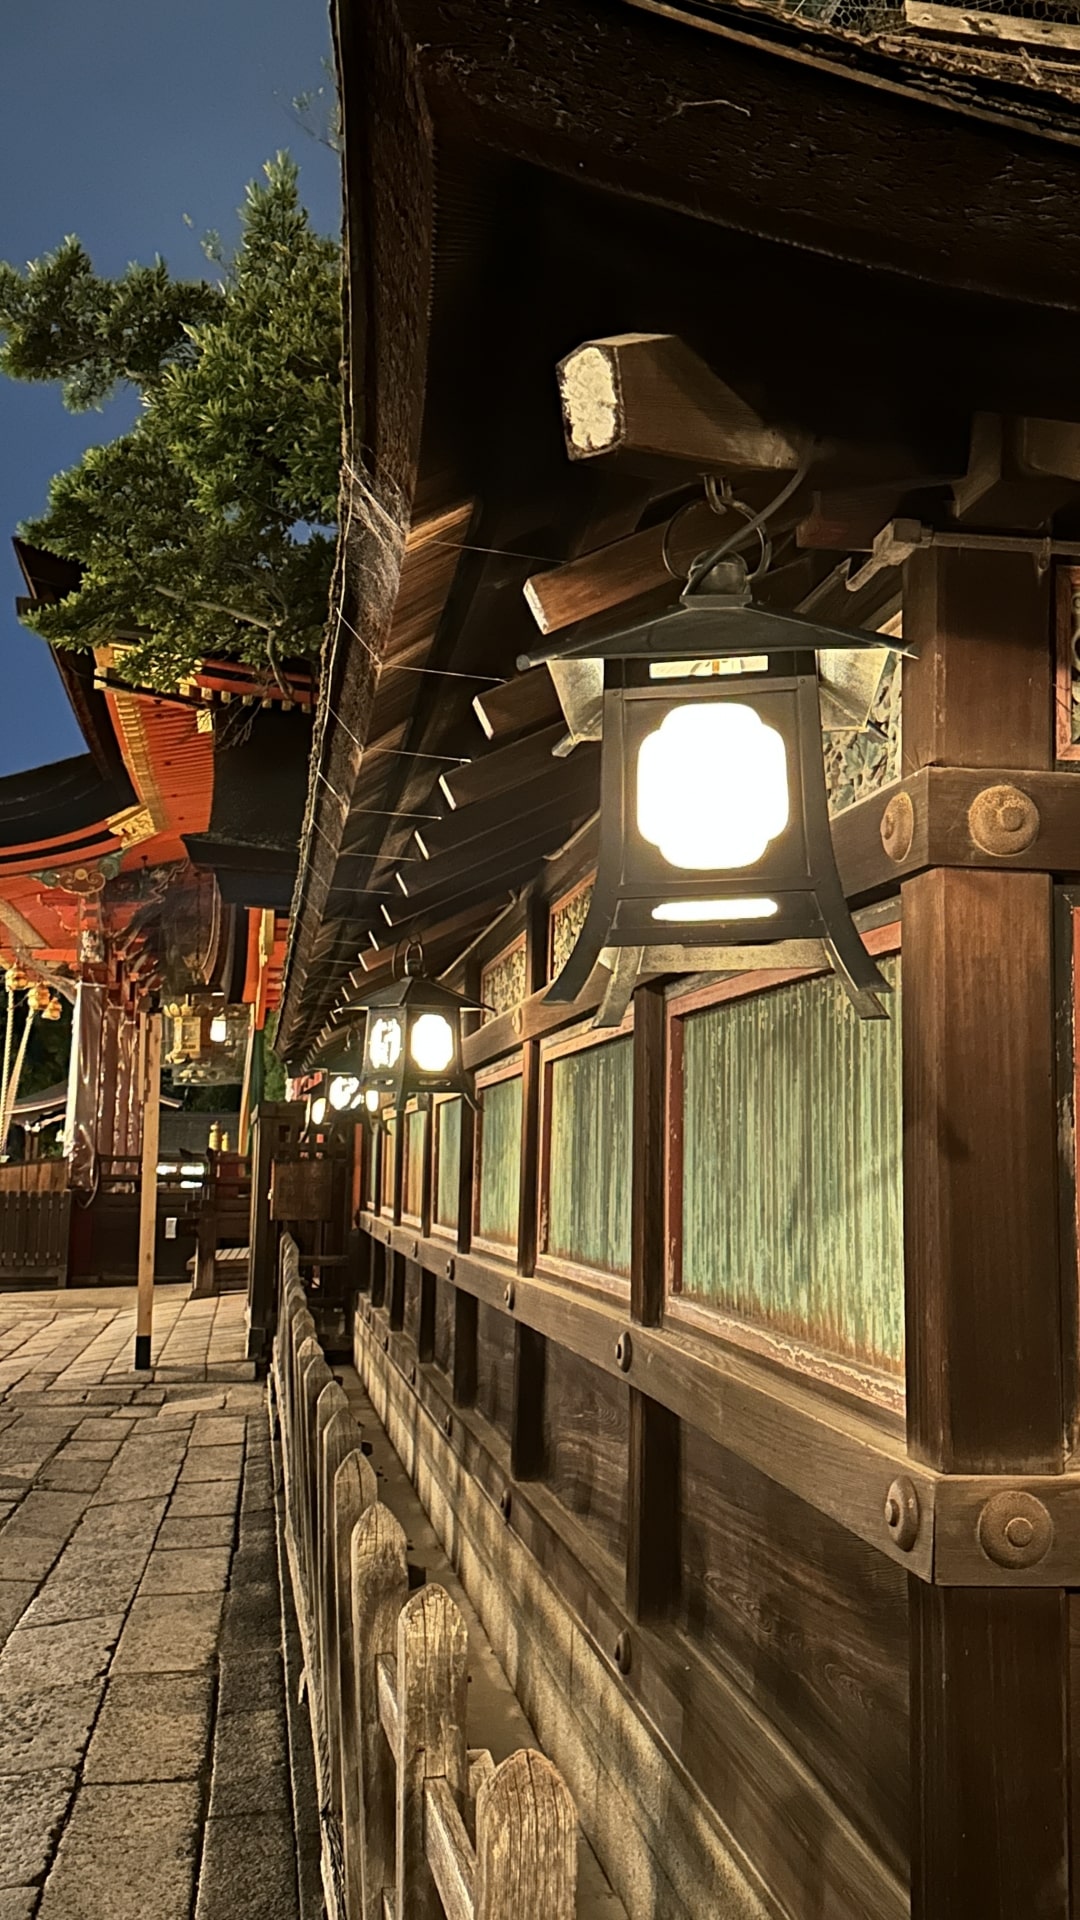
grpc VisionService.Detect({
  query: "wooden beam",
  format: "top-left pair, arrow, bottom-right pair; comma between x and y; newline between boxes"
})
416,750 -> 598,865
438,723 -> 567,813
524,502 -> 716,636
472,670 -> 562,744
557,333 -> 801,472
134,1012 -> 162,1371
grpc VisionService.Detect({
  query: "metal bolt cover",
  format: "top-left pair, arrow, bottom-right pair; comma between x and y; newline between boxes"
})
968,783 -> 1040,857
614,1630 -> 632,1675
409,1362 -> 417,1386
445,1258 -> 455,1282
880,791 -> 915,864
884,1475 -> 920,1552
499,1487 -> 513,1521
504,1282 -> 515,1311
616,1331 -> 633,1373
443,1412 -> 453,1439
977,1489 -> 1054,1569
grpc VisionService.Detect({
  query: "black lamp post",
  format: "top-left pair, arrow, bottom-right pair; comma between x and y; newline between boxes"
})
521,553 -> 907,1020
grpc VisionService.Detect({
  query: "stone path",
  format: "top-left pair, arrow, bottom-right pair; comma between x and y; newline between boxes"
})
0,1288 -> 314,1920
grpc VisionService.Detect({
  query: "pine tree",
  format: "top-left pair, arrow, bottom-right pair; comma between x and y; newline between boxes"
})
0,155 -> 341,690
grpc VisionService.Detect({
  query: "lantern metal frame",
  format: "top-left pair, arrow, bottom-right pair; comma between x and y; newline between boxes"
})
521,554 -> 910,1022
346,949 -> 486,1115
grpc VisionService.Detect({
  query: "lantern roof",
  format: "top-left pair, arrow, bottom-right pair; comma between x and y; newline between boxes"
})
342,974 -> 487,1018
519,558 -> 915,669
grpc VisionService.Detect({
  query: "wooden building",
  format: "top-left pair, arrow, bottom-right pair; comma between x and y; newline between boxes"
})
274,3 -> 1080,1915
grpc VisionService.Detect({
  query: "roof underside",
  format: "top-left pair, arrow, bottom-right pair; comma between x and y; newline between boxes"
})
278,0 -> 1080,1063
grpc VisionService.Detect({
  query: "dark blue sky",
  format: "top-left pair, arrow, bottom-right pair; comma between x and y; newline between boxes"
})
0,1 -> 339,775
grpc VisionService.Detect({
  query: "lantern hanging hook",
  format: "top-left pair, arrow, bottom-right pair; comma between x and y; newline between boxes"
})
403,937 -> 425,978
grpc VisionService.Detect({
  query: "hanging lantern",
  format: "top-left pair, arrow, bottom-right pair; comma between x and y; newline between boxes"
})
328,1072 -> 360,1112
4,966 -> 29,994
41,998 -> 63,1023
26,983 -> 51,1013
348,945 -> 484,1114
521,552 -> 907,1022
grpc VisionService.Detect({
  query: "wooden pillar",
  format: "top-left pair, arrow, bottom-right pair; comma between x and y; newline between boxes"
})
626,979 -> 679,1622
134,1011 -> 162,1372
902,549 -> 1069,1918
513,894 -> 548,1484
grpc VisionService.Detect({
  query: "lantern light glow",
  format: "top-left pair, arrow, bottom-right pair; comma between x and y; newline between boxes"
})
409,1012 -> 455,1073
636,704 -> 788,871
310,1096 -> 327,1126
651,898 -> 779,922
368,1016 -> 403,1071
209,1012 -> 228,1045
329,1074 -> 359,1111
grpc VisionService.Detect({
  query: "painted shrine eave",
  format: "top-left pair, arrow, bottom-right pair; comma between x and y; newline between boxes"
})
0,752 -> 136,856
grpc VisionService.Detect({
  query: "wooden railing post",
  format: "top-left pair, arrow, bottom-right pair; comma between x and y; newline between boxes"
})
396,1585 -> 469,1920
352,1503 -> 410,1920
474,1750 -> 577,1919
319,1394 -> 361,1806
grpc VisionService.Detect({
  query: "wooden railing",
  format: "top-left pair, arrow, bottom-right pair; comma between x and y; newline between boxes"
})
272,1234 -> 578,1920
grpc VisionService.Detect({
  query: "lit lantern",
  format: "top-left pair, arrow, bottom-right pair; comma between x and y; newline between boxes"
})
26,983 -> 52,1013
328,1073 -> 360,1112
209,1011 -> 229,1045
350,946 -> 483,1113
41,998 -> 64,1023
521,553 -> 905,1020
309,1094 -> 328,1128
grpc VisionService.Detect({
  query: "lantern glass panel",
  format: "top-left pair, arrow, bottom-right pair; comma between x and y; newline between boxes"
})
409,1012 -> 455,1073
209,1013 -> 228,1044
368,1015 -> 403,1071
636,702 -> 789,871
652,897 -> 779,922
310,1096 -> 327,1126
329,1074 -> 359,1111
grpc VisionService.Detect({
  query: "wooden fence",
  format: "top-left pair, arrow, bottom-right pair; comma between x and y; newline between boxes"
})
0,1189 -> 72,1284
272,1233 -> 578,1920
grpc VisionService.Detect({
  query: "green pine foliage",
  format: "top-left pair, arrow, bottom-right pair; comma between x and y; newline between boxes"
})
0,155 -> 341,690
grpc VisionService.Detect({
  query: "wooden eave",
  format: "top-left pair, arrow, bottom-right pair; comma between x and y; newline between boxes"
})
280,0 -> 1080,1065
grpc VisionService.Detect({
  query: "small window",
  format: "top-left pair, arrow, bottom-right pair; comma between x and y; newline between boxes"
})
433,1097 -> 462,1232
402,1107 -> 425,1222
670,949 -> 903,1398
475,1071 -> 522,1250
541,1031 -> 632,1283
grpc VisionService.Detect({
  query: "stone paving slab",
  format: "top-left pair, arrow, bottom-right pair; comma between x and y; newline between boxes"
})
0,1769 -> 75,1886
84,1672 -> 213,1785
0,1683 -> 103,1773
139,1547 -> 232,1595
36,1782 -> 200,1920
0,1287 -> 302,1919
0,1614 -> 125,1692
112,1592 -> 225,1673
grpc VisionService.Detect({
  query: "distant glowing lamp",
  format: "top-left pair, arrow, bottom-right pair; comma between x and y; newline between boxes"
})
329,1073 -> 360,1112
350,945 -> 485,1114
310,1095 -> 327,1128
520,554 -> 907,1021
209,1012 -> 229,1045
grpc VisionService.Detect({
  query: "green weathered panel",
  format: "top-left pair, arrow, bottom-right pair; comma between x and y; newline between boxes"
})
381,1116 -> 396,1208
435,1098 -> 461,1229
547,1036 -> 632,1275
478,1076 -> 522,1245
404,1108 -> 425,1218
680,956 -> 903,1374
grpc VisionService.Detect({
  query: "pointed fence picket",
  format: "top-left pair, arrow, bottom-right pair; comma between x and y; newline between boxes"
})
272,1233 -> 578,1920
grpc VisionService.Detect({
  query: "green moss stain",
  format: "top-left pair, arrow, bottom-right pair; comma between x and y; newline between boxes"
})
680,956 -> 903,1373
547,1036 -> 632,1275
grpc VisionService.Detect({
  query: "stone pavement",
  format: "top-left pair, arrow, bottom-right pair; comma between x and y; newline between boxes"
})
0,1286 -> 317,1920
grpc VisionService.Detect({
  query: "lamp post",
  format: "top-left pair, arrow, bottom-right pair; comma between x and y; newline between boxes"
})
521,553 -> 906,1021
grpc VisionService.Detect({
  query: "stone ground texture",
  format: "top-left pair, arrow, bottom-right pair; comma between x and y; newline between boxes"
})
0,1287 -> 316,1920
